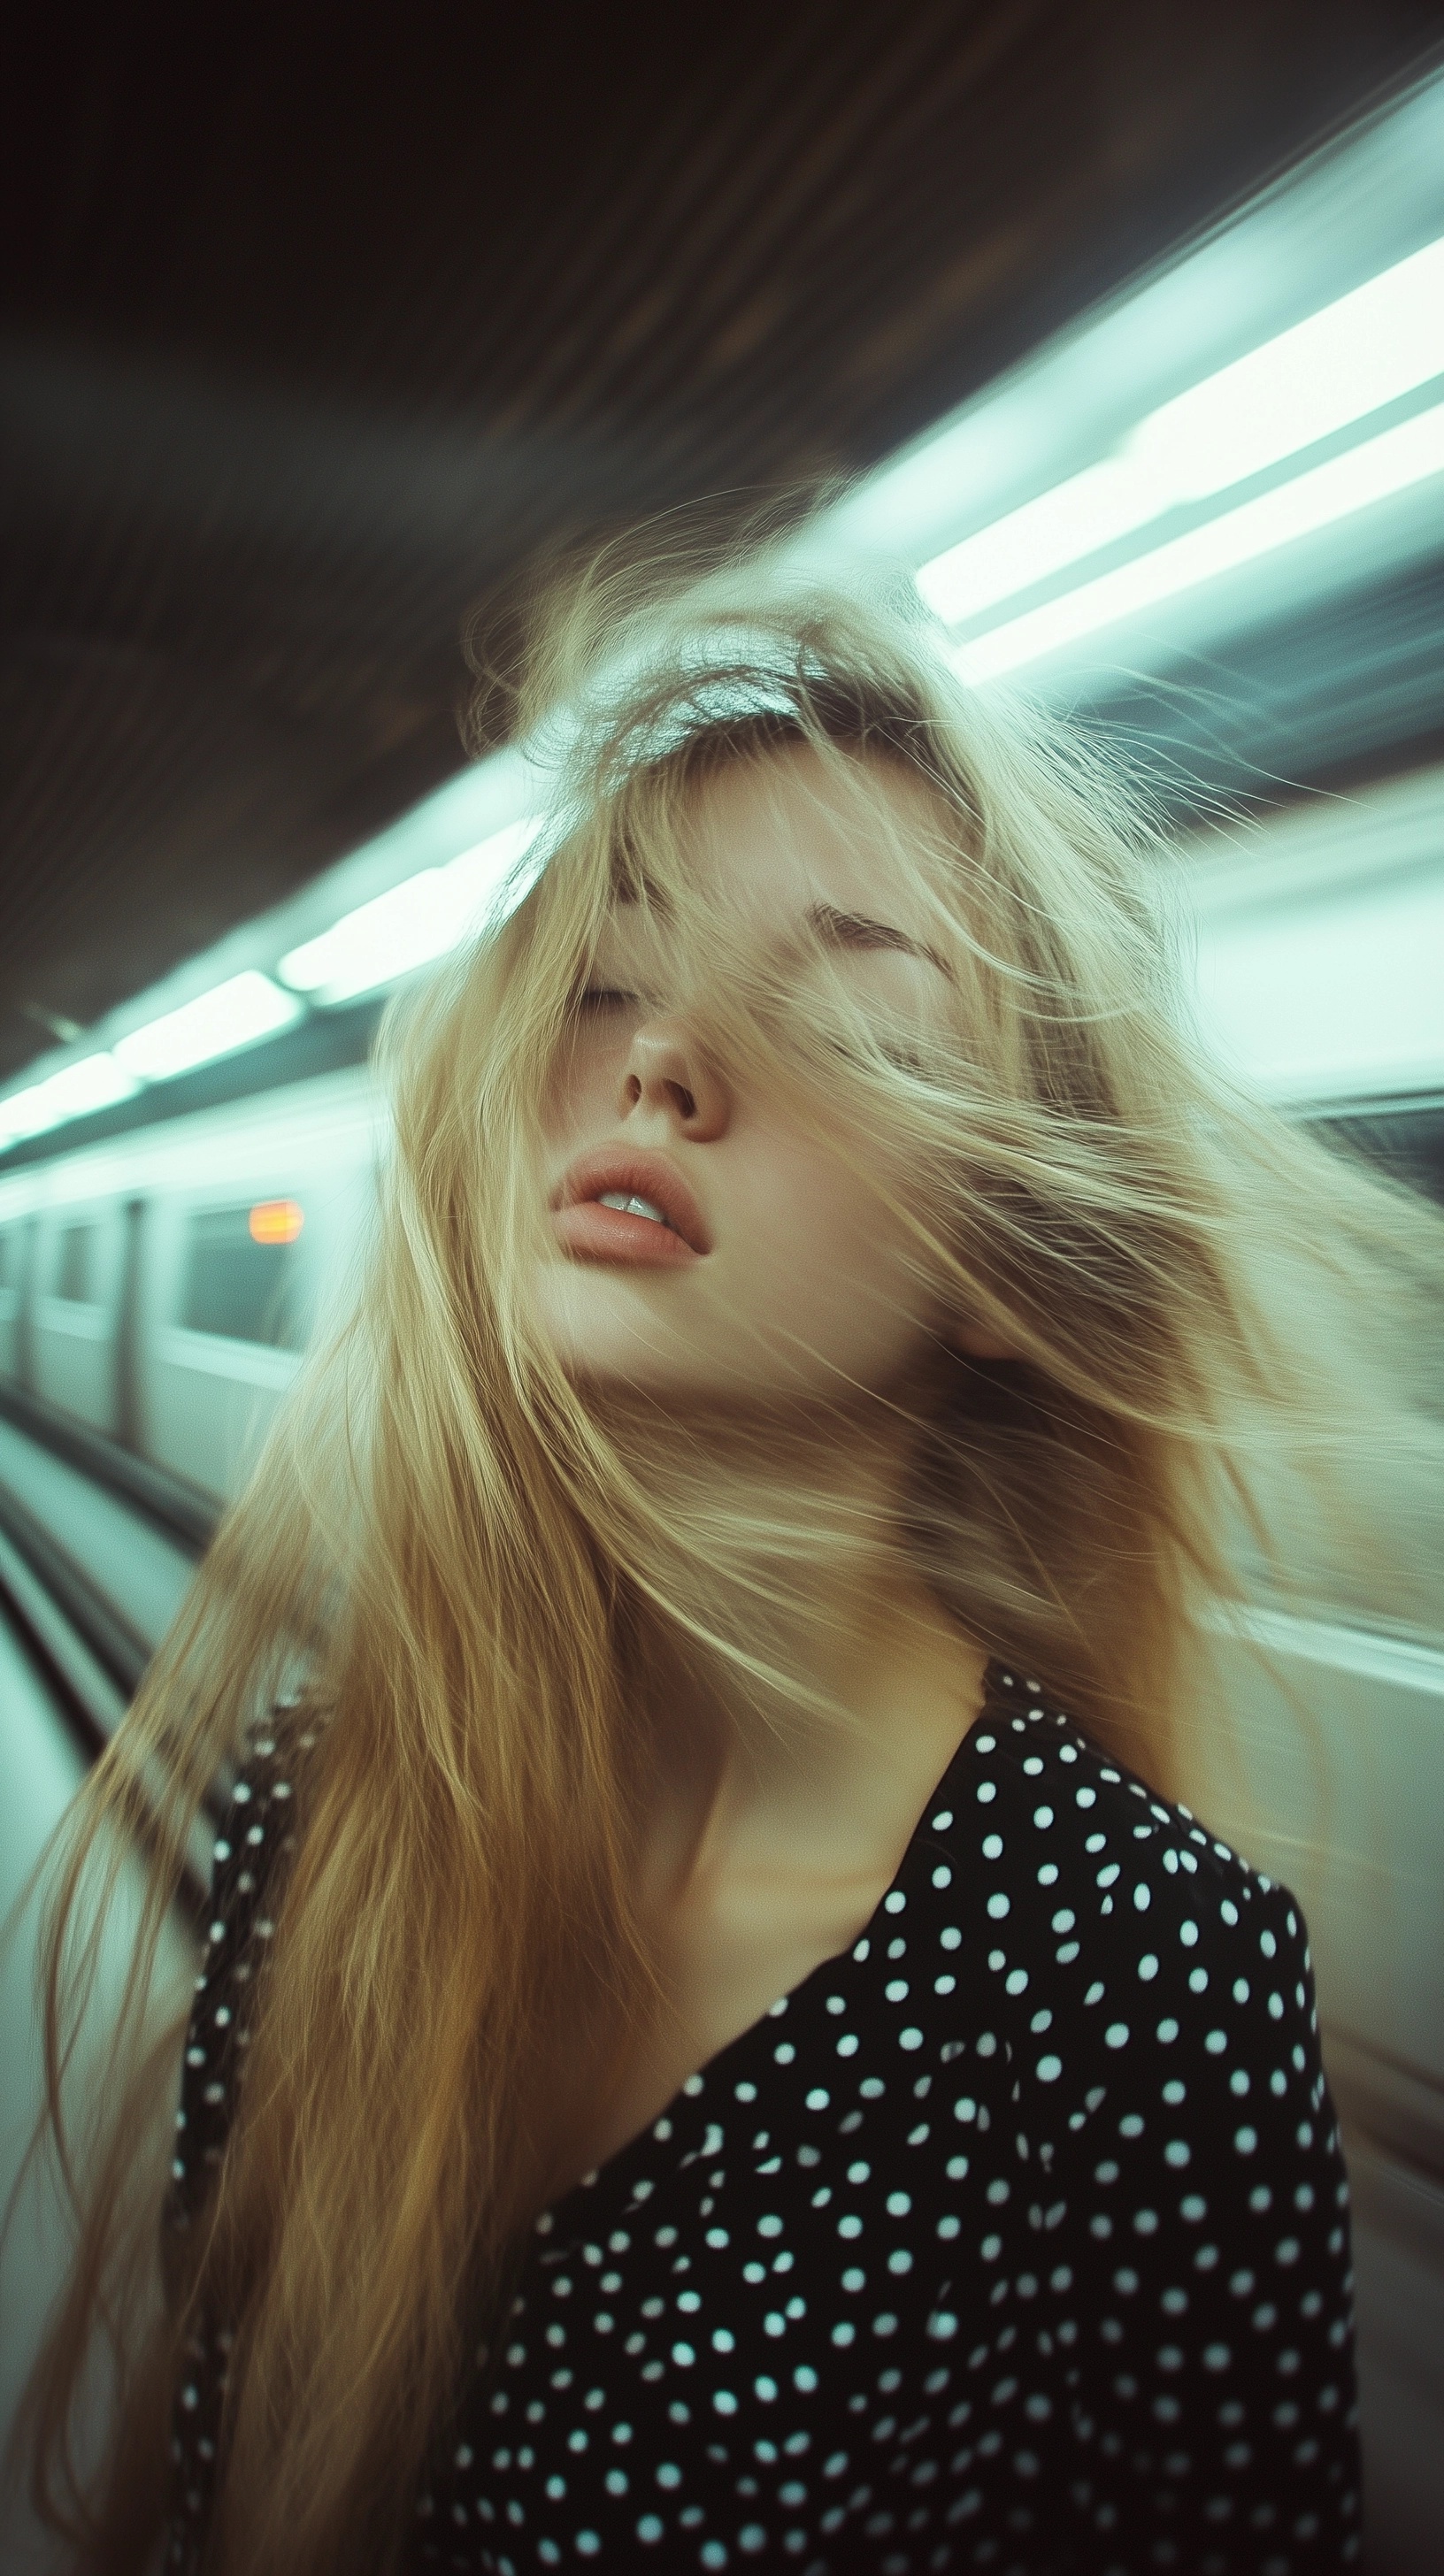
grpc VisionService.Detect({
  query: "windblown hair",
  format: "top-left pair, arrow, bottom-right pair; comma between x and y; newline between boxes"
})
10,548 -> 1441,2572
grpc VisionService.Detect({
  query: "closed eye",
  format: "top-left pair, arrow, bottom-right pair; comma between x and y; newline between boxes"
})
806,904 -> 952,979
577,986 -> 641,1011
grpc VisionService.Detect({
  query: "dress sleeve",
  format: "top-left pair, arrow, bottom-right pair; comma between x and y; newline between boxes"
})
165,1715 -> 311,2239
1037,1865 -> 1363,2573
162,1714 -> 320,2573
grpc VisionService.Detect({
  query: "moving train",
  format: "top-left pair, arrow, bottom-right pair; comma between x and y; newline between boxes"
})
0,1066 -> 382,1504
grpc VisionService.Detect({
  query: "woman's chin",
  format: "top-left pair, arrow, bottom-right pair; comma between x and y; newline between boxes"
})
533,1262 -> 717,1392
531,1263 -> 926,1421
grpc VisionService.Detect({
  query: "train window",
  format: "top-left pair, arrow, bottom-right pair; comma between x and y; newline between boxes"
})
1305,1099 -> 1444,1210
54,1222 -> 98,1303
180,1205 -> 303,1347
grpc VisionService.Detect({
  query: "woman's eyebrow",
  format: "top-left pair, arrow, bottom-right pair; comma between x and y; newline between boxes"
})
803,902 -> 953,978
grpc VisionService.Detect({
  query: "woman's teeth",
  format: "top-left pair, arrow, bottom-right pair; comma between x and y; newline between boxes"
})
596,1191 -> 674,1230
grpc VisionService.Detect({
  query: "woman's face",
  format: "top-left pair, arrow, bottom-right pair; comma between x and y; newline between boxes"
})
533,743 -> 990,1412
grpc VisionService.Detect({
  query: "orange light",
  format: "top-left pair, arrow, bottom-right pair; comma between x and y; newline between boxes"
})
249,1198 -> 304,1246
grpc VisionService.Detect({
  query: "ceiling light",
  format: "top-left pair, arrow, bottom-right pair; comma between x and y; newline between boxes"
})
955,396 -> 1444,681
111,970 -> 303,1081
0,1052 -> 138,1145
1132,229 -> 1444,500
918,231 -> 1444,630
279,815 -> 542,1006
917,457 -> 1162,628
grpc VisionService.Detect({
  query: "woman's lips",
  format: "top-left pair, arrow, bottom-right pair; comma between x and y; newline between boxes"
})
550,1146 -> 711,1263
551,1201 -> 703,1266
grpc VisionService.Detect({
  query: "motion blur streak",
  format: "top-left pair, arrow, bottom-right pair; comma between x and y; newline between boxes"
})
2,36 -> 1443,2576
956,396 -> 1444,678
918,227 -> 1444,630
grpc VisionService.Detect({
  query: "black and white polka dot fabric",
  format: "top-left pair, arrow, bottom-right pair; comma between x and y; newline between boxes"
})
166,1667 -> 1361,2573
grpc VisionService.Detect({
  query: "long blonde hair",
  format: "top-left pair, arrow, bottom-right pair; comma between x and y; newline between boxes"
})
11,552 -> 1441,2572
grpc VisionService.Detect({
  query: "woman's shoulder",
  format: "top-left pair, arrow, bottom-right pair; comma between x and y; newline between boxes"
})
929,1674 -> 1361,2543
969,1661 -> 1297,1933
949,1665 -> 1324,2094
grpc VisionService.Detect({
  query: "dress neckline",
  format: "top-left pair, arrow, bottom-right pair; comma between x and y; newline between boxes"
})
541,1656 -> 1010,2230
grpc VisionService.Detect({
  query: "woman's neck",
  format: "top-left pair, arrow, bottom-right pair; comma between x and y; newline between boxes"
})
603,1377 -> 987,1852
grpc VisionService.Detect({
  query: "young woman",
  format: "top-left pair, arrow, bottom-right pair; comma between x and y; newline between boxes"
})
14,564 -> 1440,2575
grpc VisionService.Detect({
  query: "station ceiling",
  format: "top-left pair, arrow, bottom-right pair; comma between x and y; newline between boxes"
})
3,1 -> 1442,1085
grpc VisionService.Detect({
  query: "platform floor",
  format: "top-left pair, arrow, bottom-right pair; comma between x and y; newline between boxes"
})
0,1607 -> 194,2574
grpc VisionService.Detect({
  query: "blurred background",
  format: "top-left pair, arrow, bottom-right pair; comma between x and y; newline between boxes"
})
1,6 -> 1442,2566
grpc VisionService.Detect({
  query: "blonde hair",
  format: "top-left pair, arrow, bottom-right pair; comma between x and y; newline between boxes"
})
11,551 -> 1441,2572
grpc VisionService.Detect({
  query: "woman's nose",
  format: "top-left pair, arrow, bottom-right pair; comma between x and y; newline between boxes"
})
618,1016 -> 729,1139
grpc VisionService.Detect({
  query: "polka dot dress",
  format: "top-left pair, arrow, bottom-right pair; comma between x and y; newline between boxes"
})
165,1667 -> 1362,2572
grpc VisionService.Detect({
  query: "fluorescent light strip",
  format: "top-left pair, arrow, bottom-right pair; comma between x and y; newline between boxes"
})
0,973 -> 303,1148
1133,229 -> 1444,499
0,813 -> 544,1150
955,397 -> 1444,682
0,1052 -> 139,1146
111,970 -> 303,1081
280,815 -> 542,1006
919,230 -> 1444,630
918,459 -> 1161,628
